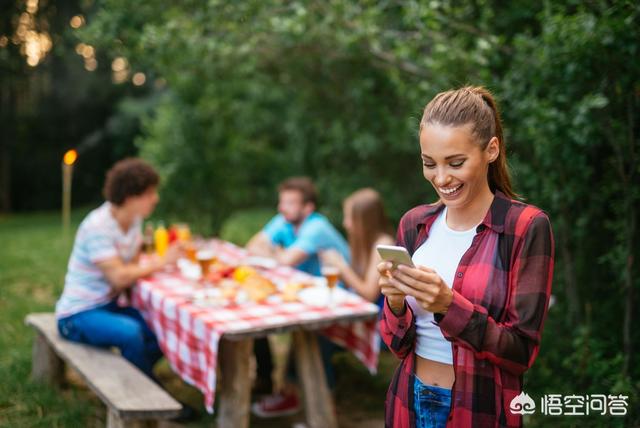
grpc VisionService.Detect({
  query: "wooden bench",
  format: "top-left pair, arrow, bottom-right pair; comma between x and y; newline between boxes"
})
25,313 -> 182,428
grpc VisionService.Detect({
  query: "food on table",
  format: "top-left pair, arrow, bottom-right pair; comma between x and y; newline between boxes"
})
188,258 -> 310,305
205,263 -> 236,284
242,275 -> 277,303
281,282 -> 308,302
233,265 -> 258,283
246,286 -> 270,303
220,285 -> 238,300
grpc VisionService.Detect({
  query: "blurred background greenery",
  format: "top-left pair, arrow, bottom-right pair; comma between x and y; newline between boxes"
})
1,0 -> 638,426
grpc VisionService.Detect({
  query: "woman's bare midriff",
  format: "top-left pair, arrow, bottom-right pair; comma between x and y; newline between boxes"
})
415,355 -> 455,389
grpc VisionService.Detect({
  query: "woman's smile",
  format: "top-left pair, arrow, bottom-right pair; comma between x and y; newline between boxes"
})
437,183 -> 464,198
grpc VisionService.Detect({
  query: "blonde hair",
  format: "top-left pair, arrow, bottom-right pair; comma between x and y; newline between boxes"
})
420,86 -> 515,199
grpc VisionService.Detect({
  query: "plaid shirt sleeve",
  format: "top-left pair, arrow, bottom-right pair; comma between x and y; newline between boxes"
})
435,210 -> 555,375
379,207 -> 426,360
380,298 -> 416,360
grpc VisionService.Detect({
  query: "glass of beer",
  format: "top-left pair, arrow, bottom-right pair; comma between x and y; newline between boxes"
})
176,223 -> 192,242
196,249 -> 217,279
185,242 -> 198,263
321,265 -> 340,306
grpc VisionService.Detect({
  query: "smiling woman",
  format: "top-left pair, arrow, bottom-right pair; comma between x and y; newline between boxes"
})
378,86 -> 555,428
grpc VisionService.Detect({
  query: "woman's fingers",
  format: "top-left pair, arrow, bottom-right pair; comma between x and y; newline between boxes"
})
387,276 -> 424,298
379,270 -> 405,298
379,276 -> 403,297
381,287 -> 404,298
391,267 -> 439,294
380,284 -> 404,297
377,261 -> 393,275
396,265 -> 439,283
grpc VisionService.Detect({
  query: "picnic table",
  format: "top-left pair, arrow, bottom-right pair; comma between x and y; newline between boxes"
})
131,239 -> 380,428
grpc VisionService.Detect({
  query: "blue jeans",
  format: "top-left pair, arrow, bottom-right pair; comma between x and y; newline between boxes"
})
413,376 -> 452,428
57,301 -> 163,379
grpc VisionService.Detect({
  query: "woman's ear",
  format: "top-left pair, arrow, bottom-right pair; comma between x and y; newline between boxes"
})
486,137 -> 500,163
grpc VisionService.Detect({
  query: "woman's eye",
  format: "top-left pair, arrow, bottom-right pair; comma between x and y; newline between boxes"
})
450,160 -> 465,168
422,162 -> 436,169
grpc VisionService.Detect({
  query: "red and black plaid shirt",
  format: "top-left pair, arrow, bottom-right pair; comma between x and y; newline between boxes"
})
380,191 -> 555,428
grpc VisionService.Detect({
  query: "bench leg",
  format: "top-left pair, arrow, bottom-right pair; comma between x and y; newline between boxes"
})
31,332 -> 64,385
218,338 -> 253,428
293,330 -> 338,428
106,409 -> 157,428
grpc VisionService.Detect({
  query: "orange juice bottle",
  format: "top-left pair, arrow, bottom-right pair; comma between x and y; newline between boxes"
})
154,222 -> 169,257
176,223 -> 191,242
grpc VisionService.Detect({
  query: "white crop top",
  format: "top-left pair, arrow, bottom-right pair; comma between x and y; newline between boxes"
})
406,207 -> 477,364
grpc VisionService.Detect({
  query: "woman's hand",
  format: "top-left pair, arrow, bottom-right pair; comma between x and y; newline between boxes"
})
389,265 -> 453,314
377,261 -> 406,315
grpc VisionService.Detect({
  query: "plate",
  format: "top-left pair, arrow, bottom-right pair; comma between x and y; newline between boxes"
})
177,258 -> 202,280
298,286 -> 350,307
243,256 -> 278,269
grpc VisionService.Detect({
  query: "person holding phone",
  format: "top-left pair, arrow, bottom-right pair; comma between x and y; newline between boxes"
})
320,188 -> 395,306
378,86 -> 555,428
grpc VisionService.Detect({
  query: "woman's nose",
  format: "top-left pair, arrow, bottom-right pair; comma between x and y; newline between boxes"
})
433,167 -> 450,187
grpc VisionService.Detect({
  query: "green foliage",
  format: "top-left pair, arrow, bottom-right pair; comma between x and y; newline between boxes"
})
0,209 -> 99,426
15,0 -> 637,425
82,0 -> 506,228
219,207 -> 275,246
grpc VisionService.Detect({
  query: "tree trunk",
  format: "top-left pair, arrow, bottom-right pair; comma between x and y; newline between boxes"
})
0,80 -> 12,212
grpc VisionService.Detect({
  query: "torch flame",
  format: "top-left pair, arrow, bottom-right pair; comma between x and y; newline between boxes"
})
63,149 -> 78,165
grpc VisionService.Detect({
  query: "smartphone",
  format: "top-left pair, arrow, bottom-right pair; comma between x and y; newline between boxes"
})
376,244 -> 415,268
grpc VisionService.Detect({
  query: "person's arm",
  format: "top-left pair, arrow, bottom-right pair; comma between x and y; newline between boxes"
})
246,231 -> 276,257
274,246 -> 309,266
379,273 -> 417,360
378,215 -> 416,359
246,229 -> 307,266
277,217 -> 336,268
436,212 -> 555,375
96,243 -> 182,293
389,212 -> 554,374
331,235 -> 394,302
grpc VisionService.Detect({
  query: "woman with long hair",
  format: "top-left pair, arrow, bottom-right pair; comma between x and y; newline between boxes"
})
321,188 -> 394,305
378,86 -> 554,427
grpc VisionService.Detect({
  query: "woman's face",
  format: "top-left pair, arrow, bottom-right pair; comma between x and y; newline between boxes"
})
419,123 -> 498,211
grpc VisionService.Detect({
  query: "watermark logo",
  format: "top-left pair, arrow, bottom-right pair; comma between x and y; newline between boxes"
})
509,392 -> 629,416
510,392 -> 536,415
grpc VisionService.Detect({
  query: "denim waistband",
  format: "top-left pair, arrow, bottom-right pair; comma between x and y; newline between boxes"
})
414,375 -> 452,397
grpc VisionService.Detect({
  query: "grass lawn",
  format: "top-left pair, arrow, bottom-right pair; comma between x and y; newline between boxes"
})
0,208 -> 394,427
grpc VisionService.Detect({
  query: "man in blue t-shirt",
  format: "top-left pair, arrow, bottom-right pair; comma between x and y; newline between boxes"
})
247,178 -> 350,275
246,176 -> 350,418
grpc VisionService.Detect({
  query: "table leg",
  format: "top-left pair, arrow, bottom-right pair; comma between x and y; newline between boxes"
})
217,338 -> 253,428
293,330 -> 338,428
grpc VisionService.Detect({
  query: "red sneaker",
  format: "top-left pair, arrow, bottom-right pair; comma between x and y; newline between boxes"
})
251,391 -> 301,418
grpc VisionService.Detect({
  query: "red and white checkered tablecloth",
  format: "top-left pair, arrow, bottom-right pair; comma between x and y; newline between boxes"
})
131,240 -> 380,413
